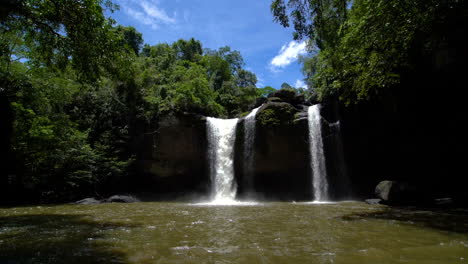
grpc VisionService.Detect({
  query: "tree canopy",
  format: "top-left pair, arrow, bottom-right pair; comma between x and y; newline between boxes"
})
271,0 -> 467,104
0,0 -> 120,81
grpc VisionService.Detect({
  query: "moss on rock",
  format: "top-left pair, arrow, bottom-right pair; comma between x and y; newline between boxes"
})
267,97 -> 282,103
268,89 -> 297,103
257,102 -> 296,127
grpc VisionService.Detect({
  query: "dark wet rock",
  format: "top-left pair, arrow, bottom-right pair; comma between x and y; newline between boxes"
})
374,180 -> 415,202
294,94 -> 305,104
254,97 -> 267,108
75,198 -> 102,205
375,181 -> 397,201
135,112 -> 210,197
267,89 -> 306,106
365,198 -> 383,205
293,109 -> 309,123
268,89 -> 296,103
267,97 -> 282,103
374,180 -> 433,206
104,195 -> 139,203
234,100 -> 310,201
434,197 -> 453,206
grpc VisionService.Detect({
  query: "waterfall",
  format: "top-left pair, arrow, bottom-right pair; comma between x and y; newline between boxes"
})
207,117 -> 239,203
308,104 -> 329,201
243,106 -> 261,194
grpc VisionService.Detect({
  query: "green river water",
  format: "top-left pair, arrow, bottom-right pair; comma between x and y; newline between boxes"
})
1,201 -> 467,264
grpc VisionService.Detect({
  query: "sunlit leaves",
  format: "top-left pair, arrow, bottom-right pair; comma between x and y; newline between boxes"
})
293,0 -> 464,104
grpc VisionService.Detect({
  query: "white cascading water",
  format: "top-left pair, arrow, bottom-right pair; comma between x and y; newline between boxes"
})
308,104 -> 329,201
243,106 -> 262,193
207,117 -> 239,203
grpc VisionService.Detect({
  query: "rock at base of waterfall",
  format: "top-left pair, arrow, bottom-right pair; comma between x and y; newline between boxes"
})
374,181 -> 426,205
365,198 -> 383,205
104,195 -> 140,203
375,181 -> 405,201
75,197 -> 102,205
434,197 -> 453,206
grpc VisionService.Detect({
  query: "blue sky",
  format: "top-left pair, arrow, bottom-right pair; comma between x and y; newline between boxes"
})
109,0 -> 308,89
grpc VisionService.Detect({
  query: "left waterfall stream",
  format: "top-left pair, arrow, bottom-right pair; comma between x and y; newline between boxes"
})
206,117 -> 239,204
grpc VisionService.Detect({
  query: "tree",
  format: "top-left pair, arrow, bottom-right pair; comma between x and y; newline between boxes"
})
201,54 -> 232,92
115,25 -> 143,55
205,46 -> 245,74
271,0 -> 348,49
0,0 -> 119,81
258,86 -> 277,97
236,69 -> 257,88
0,0 -> 147,203
172,38 -> 203,62
281,82 -> 293,90
272,0 -> 467,104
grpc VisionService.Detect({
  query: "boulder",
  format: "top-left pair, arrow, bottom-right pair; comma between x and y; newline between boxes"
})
293,108 -> 309,123
254,97 -> 267,108
268,89 -> 296,103
434,197 -> 453,206
267,97 -> 283,103
374,180 -> 423,204
104,195 -> 139,203
256,102 -> 297,127
267,89 -> 306,106
75,198 -> 102,205
375,181 -> 401,201
365,198 -> 383,205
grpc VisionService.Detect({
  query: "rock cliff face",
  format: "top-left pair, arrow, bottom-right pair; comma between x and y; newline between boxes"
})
136,113 -> 210,198
136,89 -> 355,201
235,101 -> 311,200
234,90 -> 312,201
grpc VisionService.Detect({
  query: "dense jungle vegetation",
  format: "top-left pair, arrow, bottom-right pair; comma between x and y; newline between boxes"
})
0,0 -> 290,202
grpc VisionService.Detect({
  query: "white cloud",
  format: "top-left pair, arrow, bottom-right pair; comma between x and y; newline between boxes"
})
270,41 -> 307,71
140,1 -> 176,24
125,7 -> 159,29
294,79 -> 306,89
120,0 -> 176,29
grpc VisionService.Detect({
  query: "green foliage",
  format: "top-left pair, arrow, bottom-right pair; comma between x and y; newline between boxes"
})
256,103 -> 296,127
114,26 -> 143,55
272,0 -> 465,104
139,41 -> 259,118
0,1 -> 139,202
1,1 -> 261,203
257,86 -> 277,97
172,38 -> 203,62
9,68 -> 94,201
0,0 -> 120,82
280,83 -> 293,90
271,0 -> 349,48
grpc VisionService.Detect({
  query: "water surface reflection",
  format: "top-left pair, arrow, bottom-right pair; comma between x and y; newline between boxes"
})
1,202 -> 467,263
